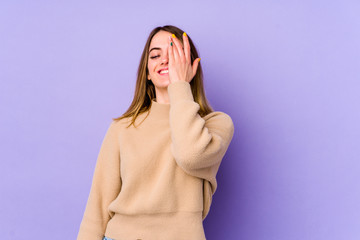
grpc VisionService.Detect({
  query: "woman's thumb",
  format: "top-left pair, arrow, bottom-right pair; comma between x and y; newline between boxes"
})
192,58 -> 201,76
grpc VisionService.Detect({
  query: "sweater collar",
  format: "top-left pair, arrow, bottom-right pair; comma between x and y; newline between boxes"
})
149,98 -> 170,118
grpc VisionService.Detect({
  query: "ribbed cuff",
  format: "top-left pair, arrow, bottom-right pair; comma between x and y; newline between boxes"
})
168,81 -> 194,103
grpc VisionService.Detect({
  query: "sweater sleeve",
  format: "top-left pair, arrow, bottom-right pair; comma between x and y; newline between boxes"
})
77,121 -> 122,240
168,81 -> 235,195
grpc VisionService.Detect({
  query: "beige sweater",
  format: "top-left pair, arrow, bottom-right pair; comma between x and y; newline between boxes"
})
77,81 -> 234,240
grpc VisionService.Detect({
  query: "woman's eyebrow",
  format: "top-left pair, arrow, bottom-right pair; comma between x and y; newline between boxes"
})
149,47 -> 161,53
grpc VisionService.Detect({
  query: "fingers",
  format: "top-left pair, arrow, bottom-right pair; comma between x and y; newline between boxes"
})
182,32 -> 190,63
171,34 -> 185,63
168,32 -> 198,83
168,36 -> 174,65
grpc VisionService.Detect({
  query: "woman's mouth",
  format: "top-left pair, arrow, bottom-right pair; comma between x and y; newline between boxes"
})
158,68 -> 169,75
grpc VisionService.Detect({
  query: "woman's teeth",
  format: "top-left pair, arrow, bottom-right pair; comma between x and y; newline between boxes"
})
159,70 -> 169,74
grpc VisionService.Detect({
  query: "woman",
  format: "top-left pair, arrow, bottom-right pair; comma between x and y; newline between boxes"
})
77,25 -> 234,240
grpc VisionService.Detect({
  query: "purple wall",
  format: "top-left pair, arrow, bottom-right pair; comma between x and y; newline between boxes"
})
1,1 -> 359,239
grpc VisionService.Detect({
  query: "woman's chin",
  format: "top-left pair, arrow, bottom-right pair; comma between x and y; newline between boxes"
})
153,79 -> 170,88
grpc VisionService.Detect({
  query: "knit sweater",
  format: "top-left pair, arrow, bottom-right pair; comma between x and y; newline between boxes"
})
77,81 -> 234,240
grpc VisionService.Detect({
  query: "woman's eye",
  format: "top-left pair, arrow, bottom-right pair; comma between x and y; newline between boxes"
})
150,55 -> 160,59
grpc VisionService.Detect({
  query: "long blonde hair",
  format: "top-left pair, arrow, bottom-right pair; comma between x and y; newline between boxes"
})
113,25 -> 214,128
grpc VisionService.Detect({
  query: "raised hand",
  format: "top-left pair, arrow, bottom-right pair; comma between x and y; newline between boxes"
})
168,32 -> 201,84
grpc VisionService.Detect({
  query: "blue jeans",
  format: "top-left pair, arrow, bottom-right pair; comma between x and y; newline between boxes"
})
103,237 -> 114,240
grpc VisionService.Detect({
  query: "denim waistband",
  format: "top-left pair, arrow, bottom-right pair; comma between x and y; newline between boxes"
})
103,236 -> 115,240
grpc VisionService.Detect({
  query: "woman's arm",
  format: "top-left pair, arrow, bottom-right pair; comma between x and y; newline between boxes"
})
77,121 -> 121,240
168,81 -> 235,194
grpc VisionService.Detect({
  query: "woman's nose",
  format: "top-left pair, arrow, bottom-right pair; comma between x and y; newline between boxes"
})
161,53 -> 168,64
161,57 -> 168,64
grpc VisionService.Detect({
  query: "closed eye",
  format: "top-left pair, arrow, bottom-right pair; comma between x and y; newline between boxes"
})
150,55 -> 160,59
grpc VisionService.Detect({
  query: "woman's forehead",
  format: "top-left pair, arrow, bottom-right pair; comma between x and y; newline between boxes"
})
150,31 -> 171,48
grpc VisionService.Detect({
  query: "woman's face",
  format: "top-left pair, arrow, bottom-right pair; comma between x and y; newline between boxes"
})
147,30 -> 183,88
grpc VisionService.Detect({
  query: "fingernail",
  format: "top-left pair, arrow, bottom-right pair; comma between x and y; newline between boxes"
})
171,34 -> 176,38
183,32 -> 187,37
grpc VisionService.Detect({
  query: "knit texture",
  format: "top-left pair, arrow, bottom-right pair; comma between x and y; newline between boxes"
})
77,81 -> 234,240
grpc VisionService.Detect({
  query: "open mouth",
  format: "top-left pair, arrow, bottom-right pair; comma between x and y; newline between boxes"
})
158,68 -> 169,75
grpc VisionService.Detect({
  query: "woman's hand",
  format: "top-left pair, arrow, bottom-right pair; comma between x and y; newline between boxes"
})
168,33 -> 201,84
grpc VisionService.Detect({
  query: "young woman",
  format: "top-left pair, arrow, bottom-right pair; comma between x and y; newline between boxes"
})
77,25 -> 234,240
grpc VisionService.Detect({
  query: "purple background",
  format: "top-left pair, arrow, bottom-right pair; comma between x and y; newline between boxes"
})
1,1 -> 359,239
